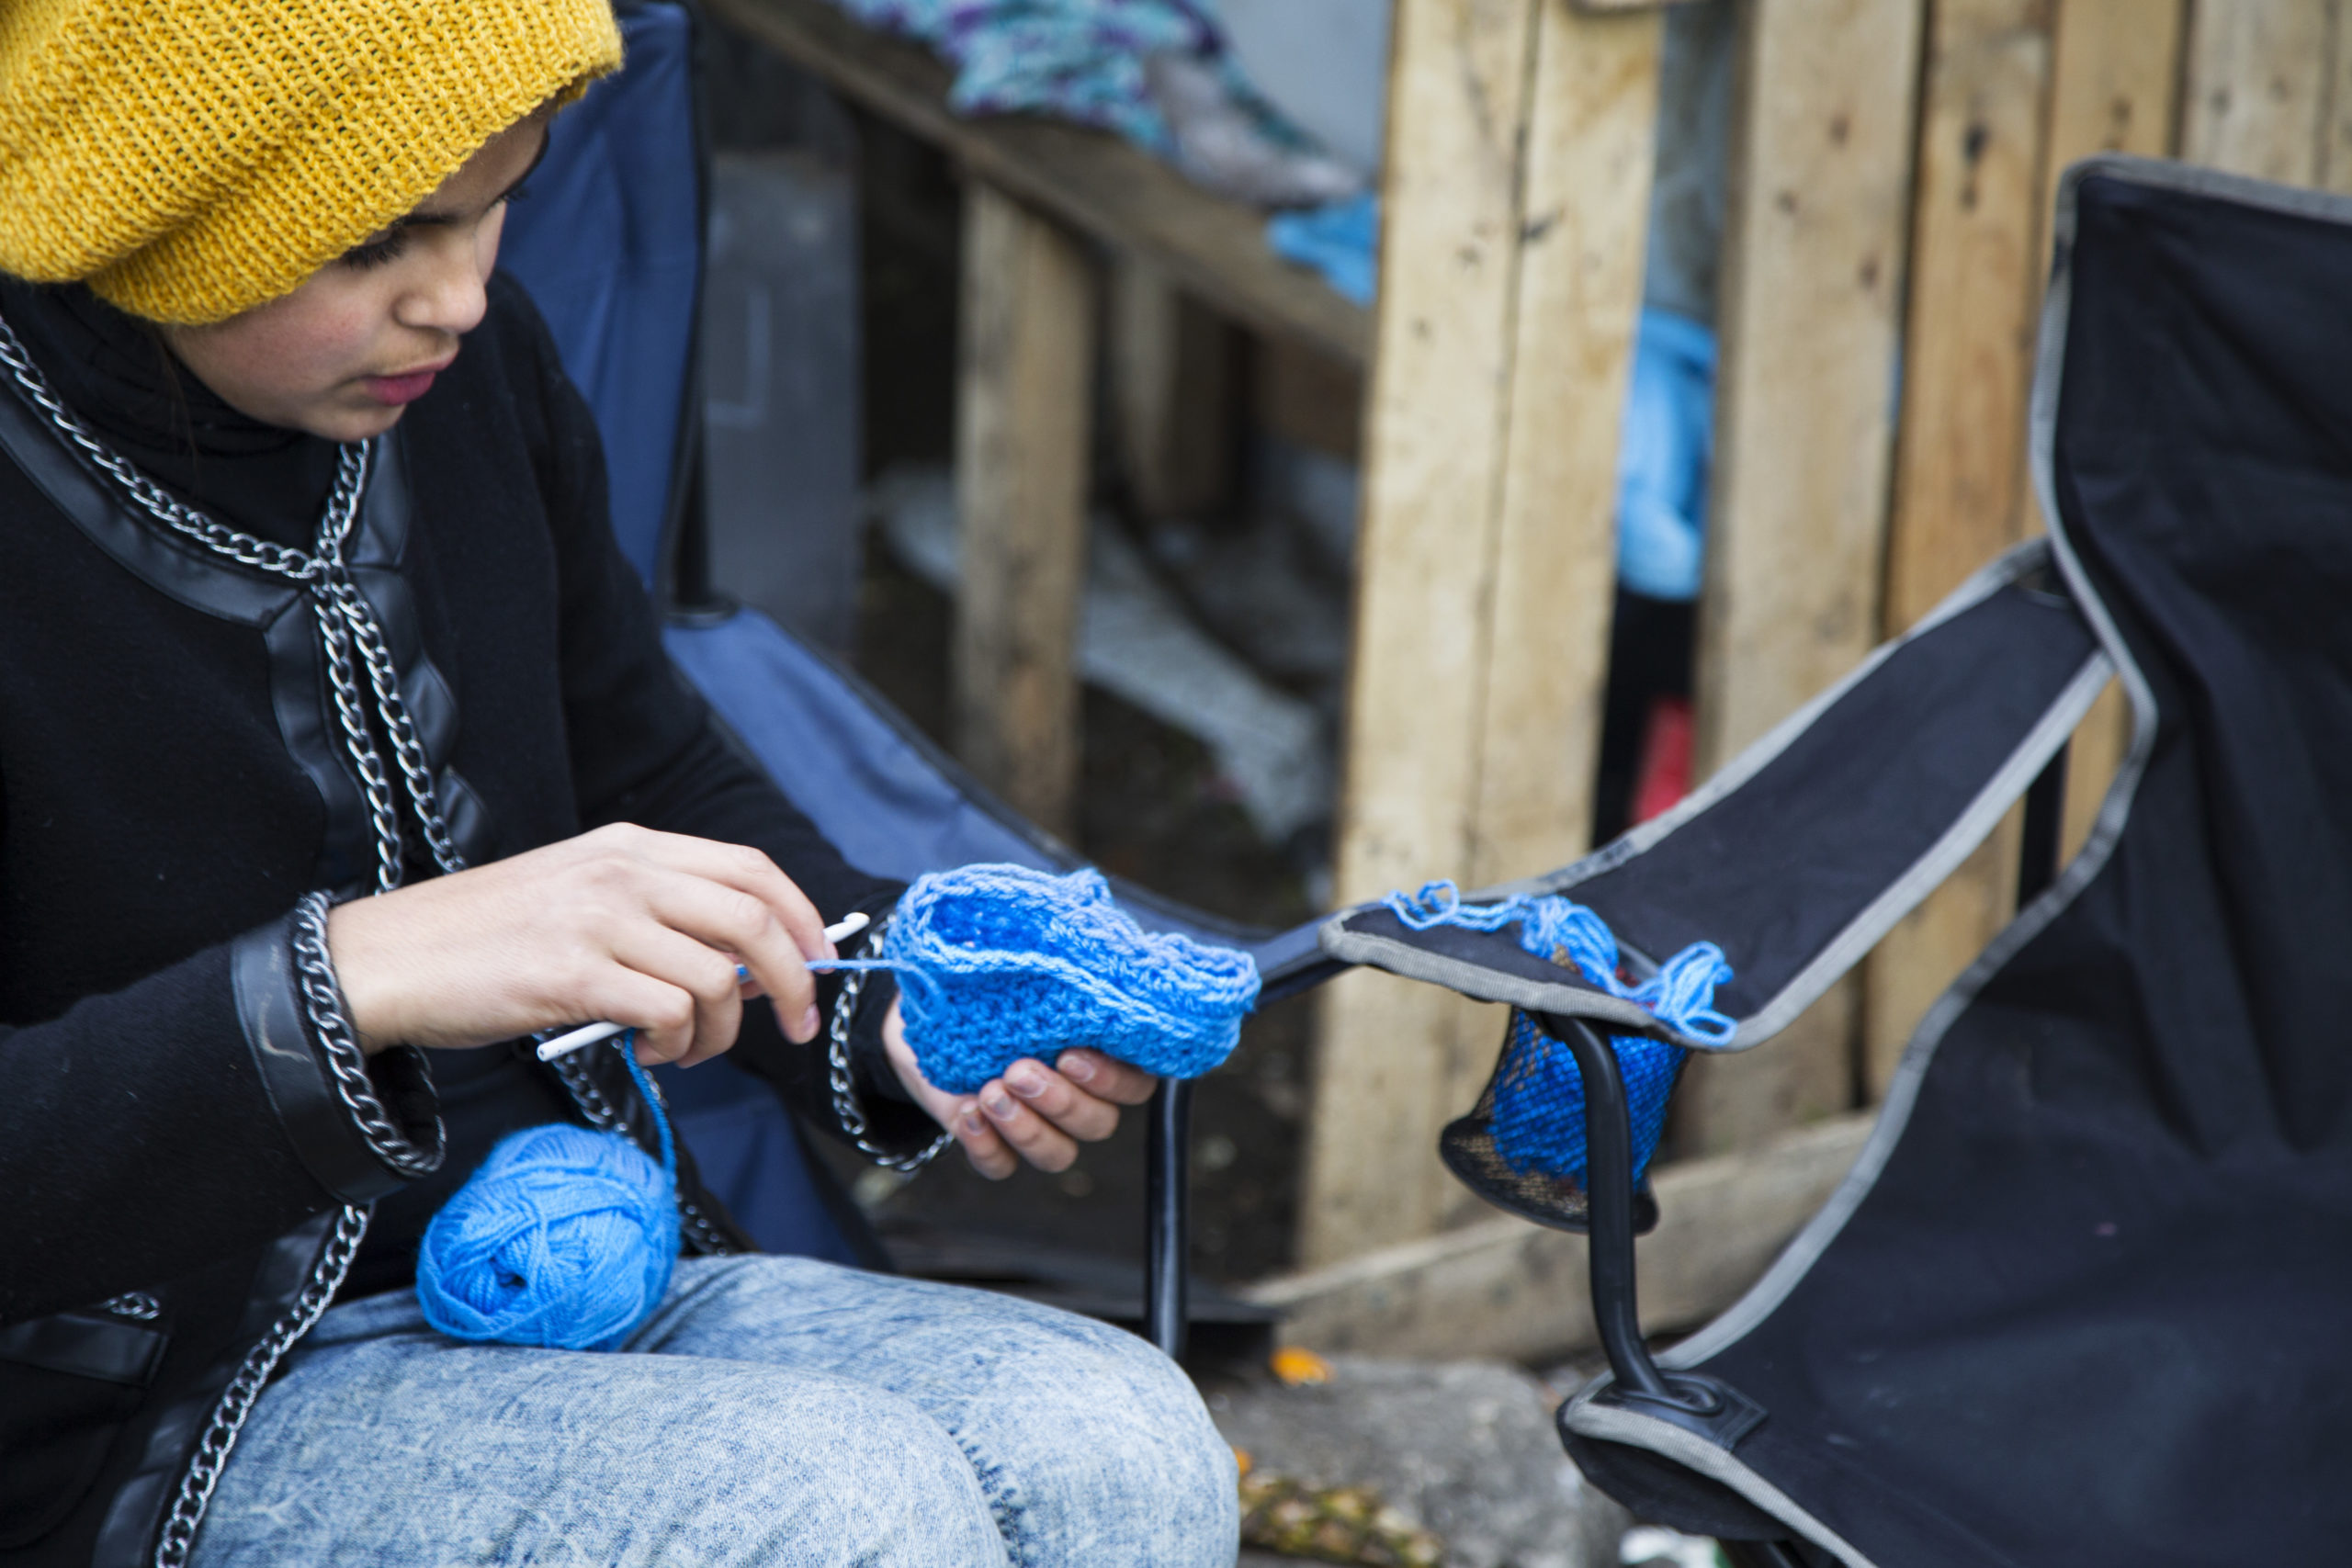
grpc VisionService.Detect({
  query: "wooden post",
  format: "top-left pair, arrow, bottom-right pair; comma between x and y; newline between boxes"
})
1676,0 -> 1926,1155
2180,0 -> 2339,186
953,182 -> 1099,839
1860,0 -> 2054,1102
1299,0 -> 1662,1266
1108,259 -> 1237,521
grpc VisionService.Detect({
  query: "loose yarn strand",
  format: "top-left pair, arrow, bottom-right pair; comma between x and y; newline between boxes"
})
1385,881 -> 1736,1184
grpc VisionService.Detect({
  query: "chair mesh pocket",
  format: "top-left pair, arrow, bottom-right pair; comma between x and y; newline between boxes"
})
1439,1009 -> 1680,1235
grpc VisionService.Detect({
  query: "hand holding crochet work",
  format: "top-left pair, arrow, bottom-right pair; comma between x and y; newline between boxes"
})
820,865 -> 1261,1171
883,1013 -> 1158,1179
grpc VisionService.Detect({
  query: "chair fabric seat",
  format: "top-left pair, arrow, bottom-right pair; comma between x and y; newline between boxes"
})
1552,158 -> 2352,1567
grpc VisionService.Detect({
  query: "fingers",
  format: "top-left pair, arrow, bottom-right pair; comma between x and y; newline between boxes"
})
1055,1049 -> 1159,1106
607,922 -> 742,1066
579,965 -> 701,1068
972,1076 -> 1080,1172
951,1099 -> 1022,1180
633,865 -> 819,1043
1001,1059 -> 1119,1141
601,825 -> 831,962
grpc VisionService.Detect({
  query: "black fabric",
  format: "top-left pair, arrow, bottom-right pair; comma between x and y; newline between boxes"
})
0,275 -> 907,1566
1566,165 -> 2352,1565
1573,581 -> 2096,1021
0,279 -> 341,548
1324,575 -> 2098,1040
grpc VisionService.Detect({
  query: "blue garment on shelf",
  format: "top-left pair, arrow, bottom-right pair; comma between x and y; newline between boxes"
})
1616,307 -> 1716,602
1266,196 -> 1719,601
1266,191 -> 1377,306
833,0 -> 1223,152
1385,880 -> 1733,1185
815,863 -> 1261,1093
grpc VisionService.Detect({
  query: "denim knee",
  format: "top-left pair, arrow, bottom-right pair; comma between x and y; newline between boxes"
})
194,1348 -> 1008,1568
959,1314 -> 1239,1566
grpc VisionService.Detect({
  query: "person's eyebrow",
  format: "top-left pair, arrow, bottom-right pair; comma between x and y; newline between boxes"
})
397,130 -> 555,229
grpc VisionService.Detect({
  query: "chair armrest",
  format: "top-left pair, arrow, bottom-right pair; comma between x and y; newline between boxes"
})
1323,540 -> 2109,1053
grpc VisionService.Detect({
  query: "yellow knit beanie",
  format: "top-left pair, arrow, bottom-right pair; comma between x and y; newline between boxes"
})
0,0 -> 624,325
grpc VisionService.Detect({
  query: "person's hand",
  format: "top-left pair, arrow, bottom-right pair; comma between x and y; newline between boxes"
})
882,999 -> 1158,1178
326,823 -> 833,1066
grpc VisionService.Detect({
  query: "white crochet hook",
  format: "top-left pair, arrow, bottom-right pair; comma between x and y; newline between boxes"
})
534,910 -> 871,1063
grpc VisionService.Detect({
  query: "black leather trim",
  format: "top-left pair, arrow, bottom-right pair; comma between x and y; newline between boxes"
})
0,368 -> 297,627
0,1314 -> 167,1387
90,1215 -> 340,1568
262,592 -> 378,895
0,390 -> 500,894
230,916 -> 409,1204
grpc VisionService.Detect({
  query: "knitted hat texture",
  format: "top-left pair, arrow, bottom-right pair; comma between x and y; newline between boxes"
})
0,0 -> 624,324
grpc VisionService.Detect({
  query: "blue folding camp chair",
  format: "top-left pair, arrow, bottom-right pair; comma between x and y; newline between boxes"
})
501,0 -> 1337,1351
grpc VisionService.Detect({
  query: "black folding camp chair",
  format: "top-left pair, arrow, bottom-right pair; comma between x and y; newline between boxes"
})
1324,155 -> 2352,1564
502,0 -> 1340,1357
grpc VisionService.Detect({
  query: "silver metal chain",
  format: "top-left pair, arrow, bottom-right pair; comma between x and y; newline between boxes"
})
827,918 -> 952,1173
0,309 -> 443,898
289,893 -> 444,1177
0,323 -> 346,584
0,307 -> 689,1564
152,1204 -> 369,1568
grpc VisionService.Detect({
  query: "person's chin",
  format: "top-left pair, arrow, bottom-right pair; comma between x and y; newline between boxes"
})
302,400 -> 409,443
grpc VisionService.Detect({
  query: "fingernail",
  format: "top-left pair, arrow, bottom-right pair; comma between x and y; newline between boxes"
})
961,1105 -> 988,1136
799,1005 -> 820,1039
982,1089 -> 1014,1119
1006,1064 -> 1046,1099
1059,1053 -> 1095,1084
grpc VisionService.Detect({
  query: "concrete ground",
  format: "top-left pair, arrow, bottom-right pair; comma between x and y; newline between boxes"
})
1205,1355 -> 1632,1568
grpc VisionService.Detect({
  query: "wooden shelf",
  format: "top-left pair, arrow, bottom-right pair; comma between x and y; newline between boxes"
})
705,0 -> 1373,367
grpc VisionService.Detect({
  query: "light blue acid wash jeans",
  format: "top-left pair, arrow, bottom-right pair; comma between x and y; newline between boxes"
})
187,1255 -> 1239,1566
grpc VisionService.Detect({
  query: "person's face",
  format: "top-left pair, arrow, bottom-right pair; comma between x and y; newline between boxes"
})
160,110 -> 552,442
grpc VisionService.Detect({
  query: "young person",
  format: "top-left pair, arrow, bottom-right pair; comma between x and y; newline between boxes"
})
0,3 -> 1237,1563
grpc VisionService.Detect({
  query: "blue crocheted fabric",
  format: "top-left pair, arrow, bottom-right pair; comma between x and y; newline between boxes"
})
1386,881 -> 1734,1186
830,864 -> 1261,1094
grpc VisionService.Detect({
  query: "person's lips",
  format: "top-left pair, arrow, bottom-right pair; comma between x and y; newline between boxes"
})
363,357 -> 454,407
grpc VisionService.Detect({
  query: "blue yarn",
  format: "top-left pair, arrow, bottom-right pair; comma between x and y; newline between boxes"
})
813,863 -> 1261,1094
416,1032 -> 679,1352
1385,881 -> 1734,1185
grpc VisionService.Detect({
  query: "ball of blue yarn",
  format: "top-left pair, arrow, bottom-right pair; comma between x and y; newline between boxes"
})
838,863 -> 1261,1095
416,1121 -> 678,1352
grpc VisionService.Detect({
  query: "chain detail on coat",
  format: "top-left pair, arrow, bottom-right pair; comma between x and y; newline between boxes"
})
0,307 -> 697,1567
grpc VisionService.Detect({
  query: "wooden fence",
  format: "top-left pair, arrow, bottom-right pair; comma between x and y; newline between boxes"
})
1278,0 -> 2350,1357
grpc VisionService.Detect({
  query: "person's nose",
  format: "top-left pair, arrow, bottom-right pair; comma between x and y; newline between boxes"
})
393,231 -> 491,340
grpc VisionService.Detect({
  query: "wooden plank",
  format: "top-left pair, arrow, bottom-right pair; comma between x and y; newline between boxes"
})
1860,0 -> 2053,1102
2326,6 -> 2352,190
1468,0 -> 1663,893
1108,261 -> 1238,520
703,0 -> 1371,367
1248,1113 -> 1872,1361
1253,336 -> 1363,463
952,185 -> 1097,837
1679,0 -> 1926,1150
1301,0 -> 1546,1267
1302,0 -> 1663,1264
2180,0 -> 2336,186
